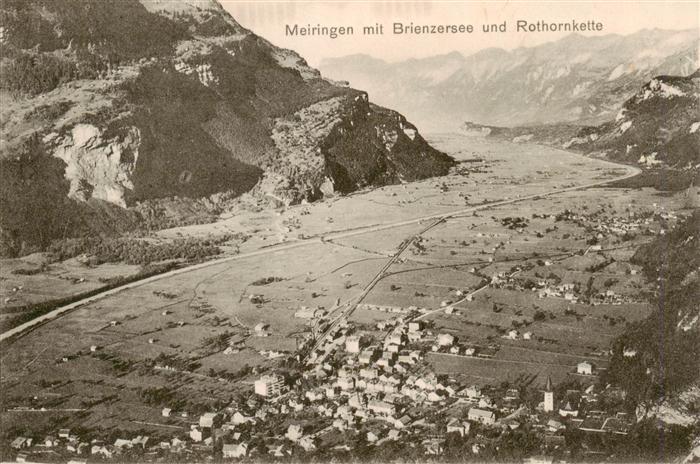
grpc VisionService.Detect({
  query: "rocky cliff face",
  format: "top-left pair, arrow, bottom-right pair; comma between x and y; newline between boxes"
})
46,124 -> 141,206
0,0 -> 452,255
260,93 -> 449,204
320,30 -> 699,130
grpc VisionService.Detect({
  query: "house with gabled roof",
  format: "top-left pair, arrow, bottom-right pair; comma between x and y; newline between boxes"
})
468,408 -> 496,425
222,442 -> 247,458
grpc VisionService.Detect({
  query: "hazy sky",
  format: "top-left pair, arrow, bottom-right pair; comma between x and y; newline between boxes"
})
219,1 -> 699,66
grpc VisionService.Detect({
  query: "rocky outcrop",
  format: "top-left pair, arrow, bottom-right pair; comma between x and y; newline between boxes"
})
637,386 -> 700,427
575,71 -> 700,168
262,93 -> 451,204
0,0 -> 452,255
263,96 -> 349,204
0,135 -> 142,256
45,124 -> 141,206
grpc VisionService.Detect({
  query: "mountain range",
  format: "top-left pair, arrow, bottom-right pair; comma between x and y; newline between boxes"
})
0,0 -> 453,256
571,70 -> 700,168
319,30 -> 699,130
462,70 -> 700,177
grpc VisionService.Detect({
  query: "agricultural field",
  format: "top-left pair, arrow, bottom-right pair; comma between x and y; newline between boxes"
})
1,134 -> 695,442
0,135 -> 635,326
344,182 -> 693,388
0,234 -> 247,332
0,256 -> 142,331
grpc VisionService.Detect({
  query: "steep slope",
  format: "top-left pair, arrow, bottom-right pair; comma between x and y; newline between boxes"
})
0,0 -> 453,256
603,210 -> 699,422
461,70 -> 700,191
319,30 -> 699,130
568,70 -> 700,168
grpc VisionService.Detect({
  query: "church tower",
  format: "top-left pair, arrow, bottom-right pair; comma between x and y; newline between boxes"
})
544,376 -> 554,412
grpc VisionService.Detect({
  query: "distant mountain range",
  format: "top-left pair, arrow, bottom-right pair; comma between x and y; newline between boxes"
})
0,0 -> 452,256
462,70 -> 700,173
319,30 -> 699,130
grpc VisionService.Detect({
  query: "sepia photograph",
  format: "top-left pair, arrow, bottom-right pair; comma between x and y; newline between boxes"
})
0,0 -> 698,462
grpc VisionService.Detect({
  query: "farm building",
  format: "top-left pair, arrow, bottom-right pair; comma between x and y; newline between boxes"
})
468,408 -> 496,425
577,361 -> 594,375
254,323 -> 270,336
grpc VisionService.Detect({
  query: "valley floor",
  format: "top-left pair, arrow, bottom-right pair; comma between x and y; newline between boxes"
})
1,134 -> 695,461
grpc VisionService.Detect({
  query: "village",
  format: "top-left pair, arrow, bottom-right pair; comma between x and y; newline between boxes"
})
9,294 -> 636,463
2,138 -> 689,463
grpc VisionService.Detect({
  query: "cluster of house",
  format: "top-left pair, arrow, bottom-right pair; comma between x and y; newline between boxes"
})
247,374 -> 501,454
239,328 -> 619,459
294,306 -> 327,319
589,289 -> 634,306
555,208 -> 669,239
356,303 -> 414,315
9,364 -> 631,463
533,279 -> 637,306
212,319 -> 512,456
590,215 -> 652,237
487,272 -> 582,304
486,250 -> 642,311
540,376 -> 633,435
537,283 -> 579,302
8,260 -> 640,463
8,306 -> 628,464
503,329 -> 534,341
10,427 -> 154,463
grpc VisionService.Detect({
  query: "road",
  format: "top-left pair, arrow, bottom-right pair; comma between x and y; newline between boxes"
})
407,240 -> 638,329
308,217 -> 447,357
0,163 -> 640,344
413,271 -> 515,323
